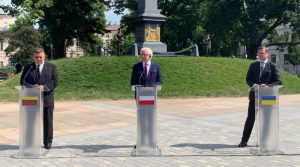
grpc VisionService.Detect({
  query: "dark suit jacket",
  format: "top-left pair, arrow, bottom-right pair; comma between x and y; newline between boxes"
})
130,61 -> 162,86
246,61 -> 282,88
20,62 -> 59,107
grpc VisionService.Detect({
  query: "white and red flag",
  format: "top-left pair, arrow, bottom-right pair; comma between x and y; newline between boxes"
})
139,96 -> 155,105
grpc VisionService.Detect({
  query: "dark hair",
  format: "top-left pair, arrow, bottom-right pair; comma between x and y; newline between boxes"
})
34,48 -> 45,54
257,46 -> 269,53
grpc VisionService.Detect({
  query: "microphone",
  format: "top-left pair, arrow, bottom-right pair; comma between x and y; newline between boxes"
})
22,65 -> 33,86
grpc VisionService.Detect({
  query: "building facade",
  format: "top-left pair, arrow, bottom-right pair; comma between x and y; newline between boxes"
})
0,14 -> 14,67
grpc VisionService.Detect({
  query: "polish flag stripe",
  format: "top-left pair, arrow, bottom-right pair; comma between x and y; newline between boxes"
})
139,96 -> 155,101
139,96 -> 155,105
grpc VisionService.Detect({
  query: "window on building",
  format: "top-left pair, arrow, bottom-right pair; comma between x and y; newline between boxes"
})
284,54 -> 289,62
0,40 -> 3,50
76,40 -> 81,51
271,54 -> 276,63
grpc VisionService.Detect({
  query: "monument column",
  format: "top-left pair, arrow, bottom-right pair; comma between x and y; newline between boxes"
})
132,0 -> 167,53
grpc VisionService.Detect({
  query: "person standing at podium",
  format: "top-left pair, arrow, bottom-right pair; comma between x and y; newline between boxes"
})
238,46 -> 282,147
20,48 -> 59,149
130,47 -> 162,86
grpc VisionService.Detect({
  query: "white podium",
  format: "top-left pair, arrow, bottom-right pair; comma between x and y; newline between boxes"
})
131,85 -> 162,156
251,85 -> 281,155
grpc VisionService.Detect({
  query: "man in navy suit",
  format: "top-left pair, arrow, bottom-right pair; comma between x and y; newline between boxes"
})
20,48 -> 59,149
238,47 -> 282,147
130,47 -> 162,86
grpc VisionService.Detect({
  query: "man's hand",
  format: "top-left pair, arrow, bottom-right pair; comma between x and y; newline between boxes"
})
34,84 -> 44,90
260,84 -> 267,87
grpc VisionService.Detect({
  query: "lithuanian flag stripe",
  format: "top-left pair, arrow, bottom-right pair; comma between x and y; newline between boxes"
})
22,96 -> 38,101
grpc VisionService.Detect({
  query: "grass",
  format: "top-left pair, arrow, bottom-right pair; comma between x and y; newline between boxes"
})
0,56 -> 300,102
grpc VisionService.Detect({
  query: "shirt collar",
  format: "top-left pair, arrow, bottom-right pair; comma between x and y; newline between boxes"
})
260,59 -> 268,64
143,61 -> 151,67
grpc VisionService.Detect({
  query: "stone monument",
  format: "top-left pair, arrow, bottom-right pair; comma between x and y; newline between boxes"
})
132,0 -> 167,53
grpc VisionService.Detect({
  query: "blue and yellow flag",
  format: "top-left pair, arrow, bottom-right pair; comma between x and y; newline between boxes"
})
261,96 -> 276,105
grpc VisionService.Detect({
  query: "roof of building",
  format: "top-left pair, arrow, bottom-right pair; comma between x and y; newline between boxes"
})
106,24 -> 120,31
0,14 -> 13,19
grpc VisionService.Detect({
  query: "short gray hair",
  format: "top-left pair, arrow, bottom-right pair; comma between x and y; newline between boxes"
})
140,47 -> 153,57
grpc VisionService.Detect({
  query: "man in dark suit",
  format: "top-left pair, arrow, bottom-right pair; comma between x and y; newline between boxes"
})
238,47 -> 282,147
20,48 -> 59,149
130,47 -> 162,86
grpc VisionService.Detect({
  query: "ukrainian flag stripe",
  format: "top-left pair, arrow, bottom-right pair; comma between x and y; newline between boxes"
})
261,100 -> 276,105
261,96 -> 276,100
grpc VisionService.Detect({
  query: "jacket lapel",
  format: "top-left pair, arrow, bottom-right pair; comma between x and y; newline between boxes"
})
40,62 -> 48,82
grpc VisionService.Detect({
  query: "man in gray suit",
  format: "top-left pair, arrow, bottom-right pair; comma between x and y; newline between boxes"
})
238,46 -> 282,147
20,48 -> 59,149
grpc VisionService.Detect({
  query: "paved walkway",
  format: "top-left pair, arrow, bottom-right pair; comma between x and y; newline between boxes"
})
0,95 -> 300,166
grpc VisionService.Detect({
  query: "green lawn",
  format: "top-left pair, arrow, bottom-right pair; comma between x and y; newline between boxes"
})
1,56 -> 300,102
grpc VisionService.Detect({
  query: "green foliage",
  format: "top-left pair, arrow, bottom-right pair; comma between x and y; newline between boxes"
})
4,26 -> 42,65
9,15 -> 34,31
1,56 -> 300,101
10,0 -> 107,59
0,66 -> 16,73
159,0 -> 205,51
204,0 -> 300,59
112,0 -> 300,58
289,46 -> 300,65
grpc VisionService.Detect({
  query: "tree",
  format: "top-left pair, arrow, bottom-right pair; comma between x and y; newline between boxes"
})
5,26 -> 42,65
8,0 -> 107,59
111,0 -> 207,53
205,0 -> 300,59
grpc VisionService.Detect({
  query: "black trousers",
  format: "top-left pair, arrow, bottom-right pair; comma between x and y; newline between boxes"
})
43,106 -> 54,145
241,91 -> 255,143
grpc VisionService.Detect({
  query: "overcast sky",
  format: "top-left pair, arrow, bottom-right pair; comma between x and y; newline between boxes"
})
0,0 -> 122,23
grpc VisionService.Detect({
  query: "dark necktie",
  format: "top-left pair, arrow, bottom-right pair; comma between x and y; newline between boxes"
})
259,62 -> 264,78
36,65 -> 40,81
144,63 -> 147,78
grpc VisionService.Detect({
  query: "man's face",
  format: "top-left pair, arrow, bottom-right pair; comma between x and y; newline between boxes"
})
34,52 -> 45,65
140,51 -> 151,63
258,49 -> 268,61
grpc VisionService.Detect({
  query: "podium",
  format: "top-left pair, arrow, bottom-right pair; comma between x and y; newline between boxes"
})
131,85 -> 162,156
251,85 -> 281,155
18,86 -> 43,158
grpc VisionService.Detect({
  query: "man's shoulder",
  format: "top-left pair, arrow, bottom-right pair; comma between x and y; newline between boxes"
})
251,60 -> 259,65
45,62 -> 57,68
24,63 -> 34,69
133,62 -> 143,67
151,62 -> 160,67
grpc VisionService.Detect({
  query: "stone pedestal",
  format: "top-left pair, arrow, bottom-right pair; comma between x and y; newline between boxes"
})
132,0 -> 168,54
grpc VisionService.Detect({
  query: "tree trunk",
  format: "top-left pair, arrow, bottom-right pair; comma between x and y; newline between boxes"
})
246,43 -> 260,60
53,38 -> 66,59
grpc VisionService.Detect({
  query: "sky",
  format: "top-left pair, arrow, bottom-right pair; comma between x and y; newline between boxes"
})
0,0 -> 122,24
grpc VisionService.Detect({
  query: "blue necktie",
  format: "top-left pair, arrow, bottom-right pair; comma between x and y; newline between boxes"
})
36,65 -> 40,81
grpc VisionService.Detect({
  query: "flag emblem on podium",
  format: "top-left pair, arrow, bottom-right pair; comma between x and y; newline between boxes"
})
22,96 -> 39,106
261,96 -> 276,105
139,96 -> 155,105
